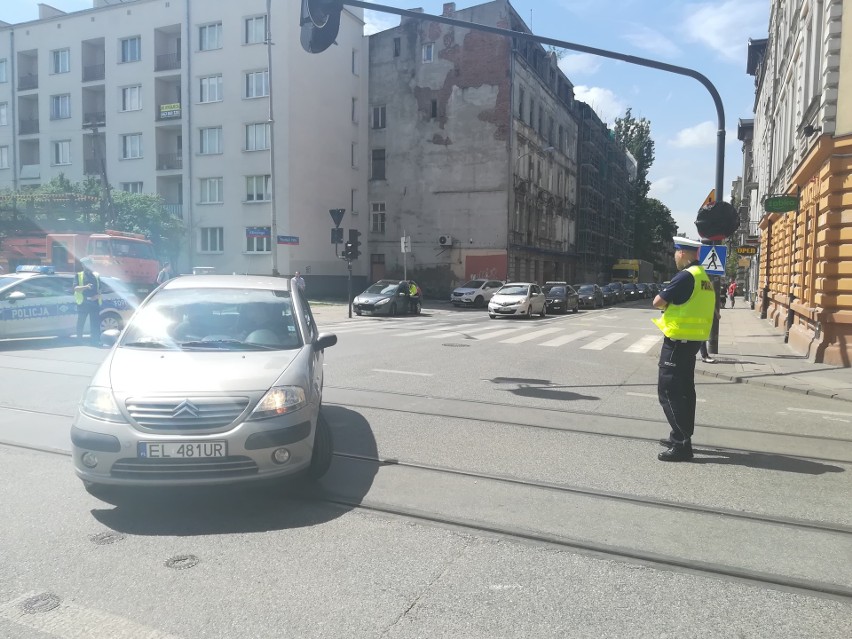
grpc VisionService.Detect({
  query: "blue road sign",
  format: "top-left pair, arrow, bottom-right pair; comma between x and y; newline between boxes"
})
698,244 -> 727,275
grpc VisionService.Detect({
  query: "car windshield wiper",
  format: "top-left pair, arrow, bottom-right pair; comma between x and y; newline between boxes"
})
179,339 -> 277,351
122,339 -> 173,349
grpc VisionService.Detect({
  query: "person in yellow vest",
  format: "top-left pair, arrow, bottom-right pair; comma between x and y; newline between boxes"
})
74,262 -> 102,346
407,281 -> 418,313
652,237 -> 716,462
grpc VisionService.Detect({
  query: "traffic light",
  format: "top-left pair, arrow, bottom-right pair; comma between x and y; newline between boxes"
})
348,229 -> 361,260
343,241 -> 354,260
300,0 -> 342,54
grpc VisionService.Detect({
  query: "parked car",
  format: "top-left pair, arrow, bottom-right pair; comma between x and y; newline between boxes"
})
622,283 -> 641,301
0,265 -> 137,340
71,275 -> 338,500
450,279 -> 503,308
576,284 -> 604,309
543,283 -> 579,314
488,282 -> 547,318
635,283 -> 650,299
353,280 -> 421,316
600,284 -> 617,306
645,283 -> 660,297
607,282 -> 625,303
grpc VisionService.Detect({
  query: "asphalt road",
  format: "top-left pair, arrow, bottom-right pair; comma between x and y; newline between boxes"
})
1,299 -> 851,638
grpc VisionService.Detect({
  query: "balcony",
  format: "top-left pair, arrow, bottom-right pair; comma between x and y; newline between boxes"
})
19,119 -> 39,135
82,112 -> 106,128
18,75 -> 38,91
82,64 -> 105,82
163,203 -> 183,217
157,154 -> 182,171
84,159 -> 102,175
155,52 -> 181,72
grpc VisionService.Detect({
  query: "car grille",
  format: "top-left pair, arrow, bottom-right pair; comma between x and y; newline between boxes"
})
452,292 -> 464,297
111,456 -> 258,481
357,304 -> 377,311
125,397 -> 250,431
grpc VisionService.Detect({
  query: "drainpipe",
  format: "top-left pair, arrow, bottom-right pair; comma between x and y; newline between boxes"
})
184,0 -> 195,271
10,30 -> 18,191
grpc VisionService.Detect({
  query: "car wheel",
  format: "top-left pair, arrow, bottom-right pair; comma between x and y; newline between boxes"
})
413,301 -> 422,315
489,313 -> 497,319
539,303 -> 547,318
306,409 -> 333,480
100,312 -> 122,332
474,295 -> 484,308
573,302 -> 579,314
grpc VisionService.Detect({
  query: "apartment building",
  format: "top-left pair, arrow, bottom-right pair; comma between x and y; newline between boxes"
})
0,0 -> 368,289
744,0 -> 851,365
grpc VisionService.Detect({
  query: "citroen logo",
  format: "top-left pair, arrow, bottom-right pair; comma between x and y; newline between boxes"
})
173,400 -> 200,418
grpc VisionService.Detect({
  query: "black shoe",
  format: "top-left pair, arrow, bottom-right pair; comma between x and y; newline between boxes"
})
658,447 -> 694,462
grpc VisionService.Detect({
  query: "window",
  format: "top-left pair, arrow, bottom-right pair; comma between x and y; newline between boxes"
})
120,182 -> 143,193
245,227 -> 271,253
199,75 -> 223,103
351,142 -> 357,168
0,59 -> 6,83
245,123 -> 270,150
0,146 -> 8,169
52,140 -> 71,165
538,106 -> 544,136
518,86 -> 525,121
200,227 -> 224,252
51,48 -> 70,74
246,175 -> 271,202
371,149 -> 386,180
371,202 -> 386,234
0,102 -> 7,126
245,70 -> 269,98
199,22 -> 223,51
351,97 -> 358,123
199,178 -> 223,204
529,98 -> 535,126
121,85 -> 142,111
121,133 -> 142,159
120,36 -> 141,63
50,94 -> 71,120
393,38 -> 401,57
422,43 -> 434,63
372,105 -> 386,129
245,15 -> 267,44
430,99 -> 438,119
351,49 -> 358,75
199,127 -> 223,154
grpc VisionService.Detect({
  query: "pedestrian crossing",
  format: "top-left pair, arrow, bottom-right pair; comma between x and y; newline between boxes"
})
320,314 -> 663,354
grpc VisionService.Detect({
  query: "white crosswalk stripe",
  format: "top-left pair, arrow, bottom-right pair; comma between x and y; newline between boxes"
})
581,333 -> 628,350
500,327 -> 564,344
624,334 -> 661,353
539,329 -> 596,347
466,328 -> 525,341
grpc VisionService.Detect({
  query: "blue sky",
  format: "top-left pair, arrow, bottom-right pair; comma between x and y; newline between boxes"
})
8,0 -> 770,237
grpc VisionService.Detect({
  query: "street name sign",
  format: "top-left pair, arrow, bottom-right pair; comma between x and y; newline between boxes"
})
698,244 -> 727,275
277,235 -> 299,245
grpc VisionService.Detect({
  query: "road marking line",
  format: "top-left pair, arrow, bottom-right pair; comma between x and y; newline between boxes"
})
500,327 -> 564,344
428,324 -> 525,338
395,325 -> 471,337
539,330 -> 596,347
469,328 -> 526,341
582,332 -> 628,350
372,369 -> 433,377
627,392 -> 705,403
624,334 -> 661,353
787,407 -> 852,417
0,592 -> 183,639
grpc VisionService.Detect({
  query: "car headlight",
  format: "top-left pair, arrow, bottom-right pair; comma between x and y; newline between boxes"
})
249,386 -> 306,420
375,297 -> 390,306
80,386 -> 126,422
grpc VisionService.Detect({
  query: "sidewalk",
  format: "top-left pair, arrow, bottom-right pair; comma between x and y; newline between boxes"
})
697,304 -> 852,403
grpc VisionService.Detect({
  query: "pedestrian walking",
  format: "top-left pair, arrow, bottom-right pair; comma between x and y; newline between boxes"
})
652,237 -> 716,462
728,280 -> 737,308
157,261 -> 174,285
74,262 -> 102,345
291,271 -> 306,294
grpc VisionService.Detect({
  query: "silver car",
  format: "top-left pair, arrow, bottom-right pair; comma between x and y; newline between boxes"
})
450,279 -> 504,308
488,282 -> 547,318
71,275 -> 337,499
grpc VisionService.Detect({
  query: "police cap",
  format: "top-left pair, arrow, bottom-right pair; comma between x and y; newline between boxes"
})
672,236 -> 702,251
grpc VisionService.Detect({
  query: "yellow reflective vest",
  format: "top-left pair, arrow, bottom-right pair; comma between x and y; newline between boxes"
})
74,271 -> 101,306
652,265 -> 715,341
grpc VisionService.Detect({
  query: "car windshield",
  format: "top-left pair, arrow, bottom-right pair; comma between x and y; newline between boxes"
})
120,288 -> 301,351
461,280 -> 485,289
544,286 -> 565,295
498,285 -> 529,296
624,284 -> 637,290
578,285 -> 596,293
0,276 -> 21,291
365,282 -> 398,295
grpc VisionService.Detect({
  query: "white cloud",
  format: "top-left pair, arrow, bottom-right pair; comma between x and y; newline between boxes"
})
623,25 -> 681,58
682,0 -> 768,62
558,53 -> 602,77
572,86 -> 626,123
650,176 -> 676,197
363,10 -> 399,36
670,121 -> 717,148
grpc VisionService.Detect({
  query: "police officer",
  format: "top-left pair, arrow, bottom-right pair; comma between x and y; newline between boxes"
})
74,262 -> 101,345
408,281 -> 418,314
652,237 -> 716,461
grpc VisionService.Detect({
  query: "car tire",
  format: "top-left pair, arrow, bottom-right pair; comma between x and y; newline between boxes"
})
306,409 -> 333,480
489,313 -> 497,319
573,303 -> 579,314
474,296 -> 484,308
100,311 -> 123,332
413,301 -> 422,315
539,303 -> 547,318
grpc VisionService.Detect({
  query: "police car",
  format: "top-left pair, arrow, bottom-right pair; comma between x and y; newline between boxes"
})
0,266 -> 137,340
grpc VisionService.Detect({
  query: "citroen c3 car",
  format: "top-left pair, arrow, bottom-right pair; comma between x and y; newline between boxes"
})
71,275 -> 337,499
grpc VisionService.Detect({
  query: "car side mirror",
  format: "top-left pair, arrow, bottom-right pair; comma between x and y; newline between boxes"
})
7,291 -> 26,302
101,329 -> 120,346
313,333 -> 337,351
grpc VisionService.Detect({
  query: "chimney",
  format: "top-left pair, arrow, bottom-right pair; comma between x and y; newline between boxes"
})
401,7 -> 424,25
442,3 -> 456,16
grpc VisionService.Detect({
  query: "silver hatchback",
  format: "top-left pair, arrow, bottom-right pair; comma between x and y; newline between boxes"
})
71,275 -> 337,498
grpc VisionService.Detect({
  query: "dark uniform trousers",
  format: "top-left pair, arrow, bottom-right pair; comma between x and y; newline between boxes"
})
76,302 -> 100,344
658,336 -> 702,447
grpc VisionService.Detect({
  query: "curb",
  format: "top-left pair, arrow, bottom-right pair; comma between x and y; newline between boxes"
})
695,368 -> 852,403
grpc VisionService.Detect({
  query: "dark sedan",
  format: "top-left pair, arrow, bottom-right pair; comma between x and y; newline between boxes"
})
600,285 -> 617,305
622,283 -> 641,301
543,284 -> 579,314
576,284 -> 604,309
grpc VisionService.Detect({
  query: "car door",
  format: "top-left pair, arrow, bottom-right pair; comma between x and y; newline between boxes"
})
300,297 -> 323,410
530,284 -> 543,313
0,277 -> 67,338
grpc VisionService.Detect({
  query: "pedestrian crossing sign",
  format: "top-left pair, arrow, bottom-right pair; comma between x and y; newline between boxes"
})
698,244 -> 726,275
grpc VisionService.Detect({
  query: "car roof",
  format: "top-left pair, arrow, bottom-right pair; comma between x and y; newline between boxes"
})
502,282 -> 533,286
162,274 -> 292,292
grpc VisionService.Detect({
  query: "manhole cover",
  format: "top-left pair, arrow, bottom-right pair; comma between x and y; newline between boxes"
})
165,554 -> 200,570
90,531 -> 126,546
442,343 -> 470,348
21,593 -> 60,614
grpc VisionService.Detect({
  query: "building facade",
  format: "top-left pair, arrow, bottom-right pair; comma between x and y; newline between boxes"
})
745,0 -> 851,365
0,0 -> 368,292
367,0 -> 632,296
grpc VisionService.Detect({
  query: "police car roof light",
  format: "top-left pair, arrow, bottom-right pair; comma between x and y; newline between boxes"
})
16,265 -> 55,274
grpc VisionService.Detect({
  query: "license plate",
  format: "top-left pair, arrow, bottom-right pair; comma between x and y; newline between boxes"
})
138,441 -> 227,459
362,310 -> 372,315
